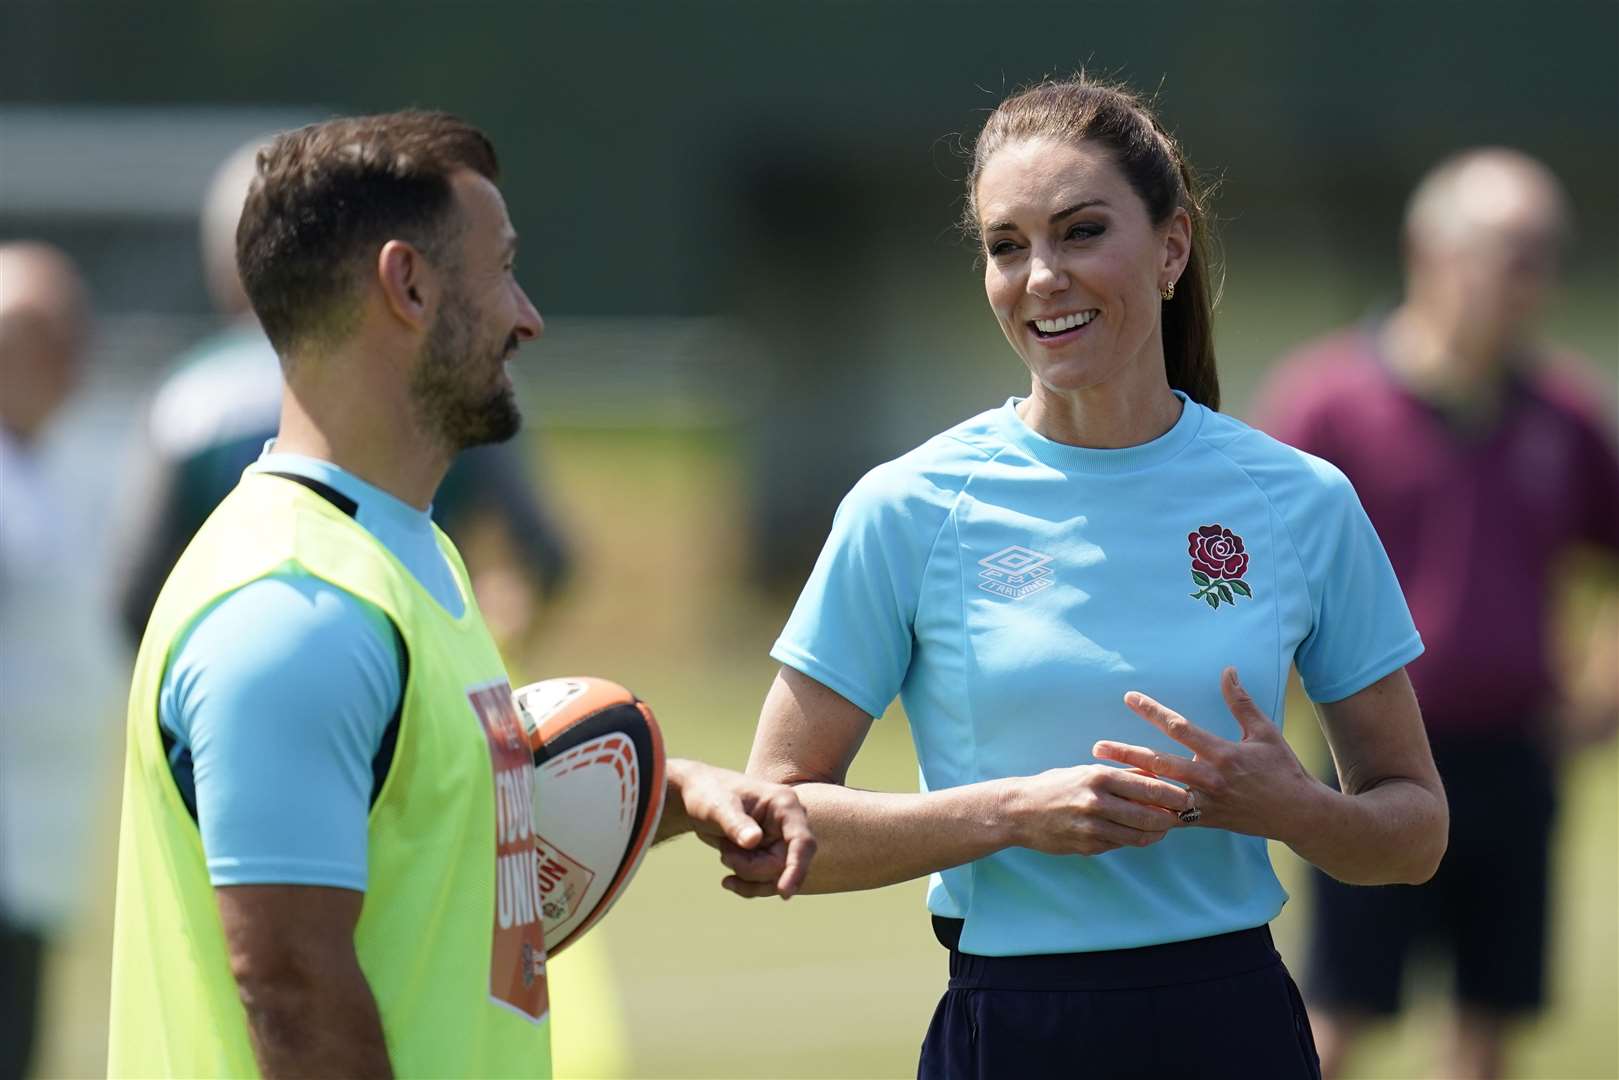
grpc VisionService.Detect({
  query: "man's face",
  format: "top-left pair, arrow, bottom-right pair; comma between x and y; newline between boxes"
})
1416,163 -> 1565,357
410,171 -> 542,452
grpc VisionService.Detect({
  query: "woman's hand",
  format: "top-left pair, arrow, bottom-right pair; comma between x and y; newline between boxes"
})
1091,667 -> 1319,844
1004,763 -> 1191,856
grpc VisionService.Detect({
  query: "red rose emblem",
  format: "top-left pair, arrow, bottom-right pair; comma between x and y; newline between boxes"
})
1188,524 -> 1249,581
1187,524 -> 1254,609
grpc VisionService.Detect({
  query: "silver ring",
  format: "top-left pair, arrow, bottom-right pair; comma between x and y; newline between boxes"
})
1178,790 -> 1201,825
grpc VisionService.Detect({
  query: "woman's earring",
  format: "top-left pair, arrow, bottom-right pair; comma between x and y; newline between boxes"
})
1161,281 -> 1176,301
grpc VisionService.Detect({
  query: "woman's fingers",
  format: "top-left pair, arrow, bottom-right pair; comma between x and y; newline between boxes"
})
1123,690 -> 1225,755
718,838 -> 788,878
722,875 -> 783,899
1095,765 -> 1195,814
1092,740 -> 1220,792
1081,809 -> 1176,850
1219,667 -> 1277,741
1015,767 -> 1188,856
1086,790 -> 1181,834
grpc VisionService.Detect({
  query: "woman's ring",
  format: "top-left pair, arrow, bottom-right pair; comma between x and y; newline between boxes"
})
1178,791 -> 1202,825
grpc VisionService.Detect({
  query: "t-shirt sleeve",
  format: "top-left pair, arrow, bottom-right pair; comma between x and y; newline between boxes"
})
1284,458 -> 1424,703
159,571 -> 402,890
770,463 -> 950,719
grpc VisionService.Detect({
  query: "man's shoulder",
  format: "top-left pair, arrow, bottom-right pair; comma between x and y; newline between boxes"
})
1521,354 -> 1619,440
1264,327 -> 1391,403
1251,326 -> 1399,449
200,569 -> 393,646
165,568 -> 398,707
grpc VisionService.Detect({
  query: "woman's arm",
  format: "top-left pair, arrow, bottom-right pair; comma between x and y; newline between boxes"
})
1095,666 -> 1447,885
1303,667 -> 1448,883
737,666 -> 1192,896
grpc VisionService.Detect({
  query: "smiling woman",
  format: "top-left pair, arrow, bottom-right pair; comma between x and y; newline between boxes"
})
966,79 -> 1221,431
743,75 -> 1448,1080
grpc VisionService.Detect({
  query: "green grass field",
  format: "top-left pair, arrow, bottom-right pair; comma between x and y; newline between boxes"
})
34,265 -> 1618,1077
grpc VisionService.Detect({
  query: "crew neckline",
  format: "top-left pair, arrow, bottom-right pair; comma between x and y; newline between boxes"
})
992,390 -> 1204,475
250,450 -> 437,526
247,450 -> 470,621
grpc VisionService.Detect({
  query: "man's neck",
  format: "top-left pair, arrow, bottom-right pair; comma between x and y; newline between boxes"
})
273,370 -> 450,511
1380,305 -> 1516,420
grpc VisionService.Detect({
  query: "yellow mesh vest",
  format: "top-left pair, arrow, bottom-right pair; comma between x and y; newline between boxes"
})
108,472 -> 552,1078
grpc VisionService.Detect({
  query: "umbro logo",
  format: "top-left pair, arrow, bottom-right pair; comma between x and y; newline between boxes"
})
977,545 -> 1055,599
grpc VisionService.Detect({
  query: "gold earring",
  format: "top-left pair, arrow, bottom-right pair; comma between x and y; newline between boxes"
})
1161,281 -> 1176,301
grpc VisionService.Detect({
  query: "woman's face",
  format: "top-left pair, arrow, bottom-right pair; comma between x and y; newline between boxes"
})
976,138 -> 1189,397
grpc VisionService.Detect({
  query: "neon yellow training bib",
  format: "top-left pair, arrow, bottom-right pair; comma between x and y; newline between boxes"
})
109,471 -> 551,1078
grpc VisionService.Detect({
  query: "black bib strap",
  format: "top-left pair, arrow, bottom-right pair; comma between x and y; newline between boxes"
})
261,470 -> 358,518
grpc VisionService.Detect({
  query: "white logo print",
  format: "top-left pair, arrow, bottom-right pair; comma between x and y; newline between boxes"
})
977,546 -> 1056,599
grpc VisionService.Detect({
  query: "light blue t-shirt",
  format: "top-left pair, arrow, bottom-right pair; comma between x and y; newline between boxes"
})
772,394 -> 1423,956
158,451 -> 465,890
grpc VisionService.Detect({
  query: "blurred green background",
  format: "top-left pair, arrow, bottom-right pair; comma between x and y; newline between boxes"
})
4,1 -> 1616,1077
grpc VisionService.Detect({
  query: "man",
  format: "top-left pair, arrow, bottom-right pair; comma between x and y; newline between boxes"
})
107,112 -> 814,1078
1253,148 -> 1619,1080
113,138 -> 573,651
0,242 -> 115,1080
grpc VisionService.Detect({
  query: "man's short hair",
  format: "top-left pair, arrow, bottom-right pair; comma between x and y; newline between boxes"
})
236,110 -> 498,356
1403,147 -> 1568,256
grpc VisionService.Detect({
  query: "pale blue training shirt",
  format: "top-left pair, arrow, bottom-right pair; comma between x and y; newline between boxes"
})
158,450 -> 465,890
772,393 -> 1423,956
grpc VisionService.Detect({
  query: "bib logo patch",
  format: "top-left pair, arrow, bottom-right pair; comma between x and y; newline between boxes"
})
978,545 -> 1056,599
467,681 -> 550,1022
1187,524 -> 1254,610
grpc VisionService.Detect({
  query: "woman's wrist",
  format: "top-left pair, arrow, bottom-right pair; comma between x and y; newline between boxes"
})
984,777 -> 1027,851
1274,772 -> 1337,853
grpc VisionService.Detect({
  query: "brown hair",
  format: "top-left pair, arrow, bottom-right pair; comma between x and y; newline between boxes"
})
236,110 -> 499,355
965,77 -> 1220,410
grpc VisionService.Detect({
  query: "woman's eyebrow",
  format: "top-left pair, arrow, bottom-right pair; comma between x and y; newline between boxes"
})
1049,199 -> 1108,223
984,199 -> 1110,234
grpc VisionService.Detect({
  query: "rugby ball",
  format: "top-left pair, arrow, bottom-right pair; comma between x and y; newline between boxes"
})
513,677 -> 666,957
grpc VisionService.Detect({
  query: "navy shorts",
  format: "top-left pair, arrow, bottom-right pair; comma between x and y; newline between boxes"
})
919,919 -> 1320,1080
1306,735 -> 1557,1017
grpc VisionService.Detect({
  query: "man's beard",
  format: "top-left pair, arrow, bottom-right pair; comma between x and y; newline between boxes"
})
411,293 -> 522,453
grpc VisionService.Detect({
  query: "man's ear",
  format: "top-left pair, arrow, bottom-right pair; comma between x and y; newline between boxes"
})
377,240 -> 433,332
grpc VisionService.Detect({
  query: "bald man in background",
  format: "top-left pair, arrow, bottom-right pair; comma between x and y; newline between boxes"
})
1253,150 -> 1619,1080
0,242 -> 117,1080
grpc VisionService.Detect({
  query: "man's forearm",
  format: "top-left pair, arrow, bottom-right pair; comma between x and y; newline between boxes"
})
654,757 -> 699,842
236,956 -> 392,1079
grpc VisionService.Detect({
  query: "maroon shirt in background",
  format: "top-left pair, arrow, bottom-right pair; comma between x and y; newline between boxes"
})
1252,327 -> 1619,739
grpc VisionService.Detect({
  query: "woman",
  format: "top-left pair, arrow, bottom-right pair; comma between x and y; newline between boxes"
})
735,78 -> 1448,1079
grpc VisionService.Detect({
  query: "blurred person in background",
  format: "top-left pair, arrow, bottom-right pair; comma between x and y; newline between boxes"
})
1252,148 -> 1619,1080
107,110 -> 813,1078
113,139 -> 572,654
0,242 -> 118,1080
744,77 -> 1446,1079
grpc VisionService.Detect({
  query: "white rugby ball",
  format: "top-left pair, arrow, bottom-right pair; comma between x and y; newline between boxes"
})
513,677 -> 666,957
